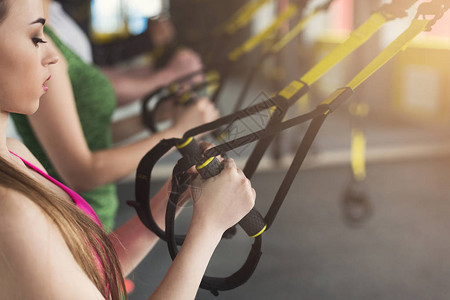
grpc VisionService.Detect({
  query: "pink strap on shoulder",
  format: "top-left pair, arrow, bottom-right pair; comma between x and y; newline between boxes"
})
9,151 -> 102,227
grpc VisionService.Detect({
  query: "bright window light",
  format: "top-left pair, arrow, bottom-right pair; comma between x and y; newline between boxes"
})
91,0 -> 124,34
91,0 -> 163,35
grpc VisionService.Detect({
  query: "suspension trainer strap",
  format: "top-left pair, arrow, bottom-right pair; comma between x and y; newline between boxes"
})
242,1 -> 419,179
346,19 -> 431,90
223,0 -> 272,35
242,11 -> 382,177
129,138 -> 187,243
265,110 -> 328,227
228,3 -> 299,62
342,101 -> 371,225
301,12 -> 387,86
270,0 -> 334,54
351,120 -> 368,182
234,0 -> 334,112
211,2 -> 300,103
261,3 -> 447,229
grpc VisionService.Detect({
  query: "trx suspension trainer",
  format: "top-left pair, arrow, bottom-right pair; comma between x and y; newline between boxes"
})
129,0 -> 448,296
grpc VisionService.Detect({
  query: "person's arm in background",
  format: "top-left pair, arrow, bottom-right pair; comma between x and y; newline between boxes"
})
111,96 -> 178,143
104,49 -> 203,106
28,38 -> 219,193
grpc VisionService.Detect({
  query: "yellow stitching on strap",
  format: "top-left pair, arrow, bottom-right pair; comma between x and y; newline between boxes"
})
250,225 -> 267,238
176,137 -> 193,149
197,157 -> 215,170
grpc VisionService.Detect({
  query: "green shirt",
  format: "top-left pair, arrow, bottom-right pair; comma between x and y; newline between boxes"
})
12,27 -> 118,229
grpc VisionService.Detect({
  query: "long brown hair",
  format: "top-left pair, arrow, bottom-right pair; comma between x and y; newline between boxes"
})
0,156 -> 127,299
0,1 -> 126,299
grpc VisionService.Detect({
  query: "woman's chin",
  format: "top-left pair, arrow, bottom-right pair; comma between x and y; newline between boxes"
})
11,102 -> 40,115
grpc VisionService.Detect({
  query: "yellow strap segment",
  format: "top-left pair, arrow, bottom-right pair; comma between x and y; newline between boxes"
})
228,4 -> 298,61
224,0 -> 272,35
250,225 -> 267,238
205,70 -> 221,83
275,12 -> 388,102
278,80 -> 306,99
270,7 -> 321,54
301,12 -> 388,86
176,137 -> 193,149
179,93 -> 191,105
319,19 -> 430,108
351,128 -> 366,181
347,18 -> 430,90
197,157 -> 215,170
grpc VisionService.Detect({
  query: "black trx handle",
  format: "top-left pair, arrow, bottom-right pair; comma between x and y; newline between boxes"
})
142,87 -> 173,132
176,137 -> 267,237
142,80 -> 216,132
141,69 -> 219,132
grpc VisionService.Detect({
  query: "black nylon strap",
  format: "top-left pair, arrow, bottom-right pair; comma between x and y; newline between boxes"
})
242,85 -> 309,179
265,112 -> 327,228
204,107 -> 325,157
232,52 -> 273,112
128,138 -> 188,245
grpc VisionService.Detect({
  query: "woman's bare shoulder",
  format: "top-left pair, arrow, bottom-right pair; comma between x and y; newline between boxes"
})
0,187 -> 104,299
0,186 -> 48,232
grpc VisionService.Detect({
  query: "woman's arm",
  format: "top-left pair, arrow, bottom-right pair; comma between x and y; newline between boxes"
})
28,40 -> 219,192
111,115 -> 147,143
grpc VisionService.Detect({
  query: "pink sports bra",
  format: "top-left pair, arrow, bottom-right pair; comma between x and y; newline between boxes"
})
10,151 -> 102,227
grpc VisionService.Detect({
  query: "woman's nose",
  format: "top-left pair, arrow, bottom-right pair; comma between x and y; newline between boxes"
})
42,43 -> 59,66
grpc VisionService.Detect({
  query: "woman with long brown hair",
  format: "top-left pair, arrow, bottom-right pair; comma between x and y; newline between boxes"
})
0,0 -> 256,298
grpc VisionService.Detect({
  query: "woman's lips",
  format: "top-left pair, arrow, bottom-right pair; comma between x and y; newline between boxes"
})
43,75 -> 51,92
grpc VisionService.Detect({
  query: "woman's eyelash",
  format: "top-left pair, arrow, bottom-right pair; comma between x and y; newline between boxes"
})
32,37 -> 47,46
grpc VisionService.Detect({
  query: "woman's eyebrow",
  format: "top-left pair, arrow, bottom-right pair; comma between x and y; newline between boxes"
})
29,18 -> 46,25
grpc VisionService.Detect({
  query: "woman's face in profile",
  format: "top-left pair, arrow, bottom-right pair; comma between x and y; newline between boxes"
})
0,0 -> 58,115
